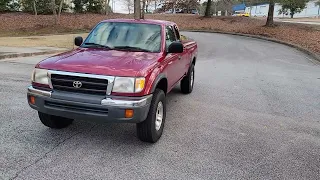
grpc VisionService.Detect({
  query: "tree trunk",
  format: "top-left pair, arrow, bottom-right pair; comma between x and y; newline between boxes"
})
51,0 -> 57,24
290,8 -> 295,18
205,0 -> 212,17
52,0 -> 56,15
141,0 -> 146,19
134,0 -> 141,19
214,2 -> 217,16
33,0 -> 37,16
265,0 -> 274,26
58,0 -> 63,24
105,0 -> 110,15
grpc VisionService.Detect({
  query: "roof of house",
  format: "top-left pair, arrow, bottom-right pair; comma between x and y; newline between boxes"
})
232,3 -> 246,11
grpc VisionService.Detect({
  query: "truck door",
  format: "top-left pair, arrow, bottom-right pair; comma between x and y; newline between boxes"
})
173,25 -> 190,76
164,25 -> 181,89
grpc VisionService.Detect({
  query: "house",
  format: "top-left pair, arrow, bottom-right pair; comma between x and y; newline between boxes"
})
245,0 -> 320,18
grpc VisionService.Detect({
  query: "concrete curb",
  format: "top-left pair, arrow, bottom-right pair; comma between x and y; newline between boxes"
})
0,50 -> 65,60
184,30 -> 320,63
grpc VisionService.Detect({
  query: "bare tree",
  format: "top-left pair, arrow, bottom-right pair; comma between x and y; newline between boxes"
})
124,0 -> 134,14
141,0 -> 146,19
145,0 -> 152,13
51,0 -> 58,24
33,0 -> 37,15
153,0 -> 158,12
57,0 -> 64,24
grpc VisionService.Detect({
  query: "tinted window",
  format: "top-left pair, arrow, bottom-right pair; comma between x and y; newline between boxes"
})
84,22 -> 162,52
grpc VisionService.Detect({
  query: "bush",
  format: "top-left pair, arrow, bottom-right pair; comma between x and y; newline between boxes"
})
0,0 -> 20,12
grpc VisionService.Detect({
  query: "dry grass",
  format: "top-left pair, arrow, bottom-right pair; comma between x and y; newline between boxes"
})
0,33 -> 88,48
0,13 -> 319,54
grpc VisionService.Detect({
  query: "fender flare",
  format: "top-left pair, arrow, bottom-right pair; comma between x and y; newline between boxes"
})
150,73 -> 167,94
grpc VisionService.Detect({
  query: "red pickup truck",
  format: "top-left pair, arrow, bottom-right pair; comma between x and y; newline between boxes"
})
27,19 -> 198,143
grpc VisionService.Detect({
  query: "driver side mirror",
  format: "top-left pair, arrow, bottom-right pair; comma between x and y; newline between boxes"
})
168,42 -> 183,53
74,36 -> 83,46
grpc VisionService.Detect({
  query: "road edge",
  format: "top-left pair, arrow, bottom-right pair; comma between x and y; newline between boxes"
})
0,50 -> 65,60
184,30 -> 320,63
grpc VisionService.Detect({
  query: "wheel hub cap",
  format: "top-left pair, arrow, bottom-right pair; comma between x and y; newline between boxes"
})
190,70 -> 194,87
155,101 -> 163,131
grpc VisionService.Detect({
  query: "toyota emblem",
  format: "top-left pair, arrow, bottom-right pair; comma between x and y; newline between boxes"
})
73,81 -> 82,88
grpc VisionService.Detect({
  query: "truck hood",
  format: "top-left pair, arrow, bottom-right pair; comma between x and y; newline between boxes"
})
37,48 -> 162,77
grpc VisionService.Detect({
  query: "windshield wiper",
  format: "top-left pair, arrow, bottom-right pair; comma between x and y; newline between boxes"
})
113,46 -> 151,52
83,43 -> 111,49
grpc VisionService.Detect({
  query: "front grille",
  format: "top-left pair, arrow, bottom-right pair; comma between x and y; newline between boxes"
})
51,74 -> 108,95
45,101 -> 108,114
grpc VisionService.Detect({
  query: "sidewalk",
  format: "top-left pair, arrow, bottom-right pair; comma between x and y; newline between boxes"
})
0,46 -> 68,60
274,17 -> 320,26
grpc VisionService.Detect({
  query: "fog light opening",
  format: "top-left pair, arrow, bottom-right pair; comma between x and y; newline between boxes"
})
29,96 -> 36,105
125,109 -> 134,118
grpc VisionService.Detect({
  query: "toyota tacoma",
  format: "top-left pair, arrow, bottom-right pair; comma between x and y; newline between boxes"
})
27,19 -> 198,143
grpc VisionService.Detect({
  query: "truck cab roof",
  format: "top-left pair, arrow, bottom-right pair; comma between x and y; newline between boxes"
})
101,19 -> 177,26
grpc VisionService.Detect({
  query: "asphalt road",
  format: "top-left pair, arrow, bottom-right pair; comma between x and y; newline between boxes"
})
1,32 -> 320,180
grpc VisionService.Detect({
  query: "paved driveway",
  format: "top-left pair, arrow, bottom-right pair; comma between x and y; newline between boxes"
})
1,32 -> 320,180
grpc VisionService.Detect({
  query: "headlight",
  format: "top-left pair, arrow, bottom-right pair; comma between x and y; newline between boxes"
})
135,77 -> 145,93
32,68 -> 49,85
112,77 -> 145,93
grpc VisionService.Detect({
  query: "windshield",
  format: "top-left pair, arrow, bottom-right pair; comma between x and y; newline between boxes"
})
83,22 -> 162,53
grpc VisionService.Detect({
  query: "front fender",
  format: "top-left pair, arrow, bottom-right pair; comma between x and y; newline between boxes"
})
144,67 -> 166,95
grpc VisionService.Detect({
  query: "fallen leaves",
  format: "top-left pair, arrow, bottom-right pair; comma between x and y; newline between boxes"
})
0,13 -> 319,54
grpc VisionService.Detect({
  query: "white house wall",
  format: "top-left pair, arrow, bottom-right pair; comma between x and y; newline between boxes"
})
245,0 -> 320,18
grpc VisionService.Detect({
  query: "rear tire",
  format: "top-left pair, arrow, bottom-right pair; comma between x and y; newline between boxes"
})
137,89 -> 166,143
38,112 -> 73,129
181,63 -> 195,94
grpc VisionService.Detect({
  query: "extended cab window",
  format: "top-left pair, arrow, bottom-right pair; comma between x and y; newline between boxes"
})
165,26 -> 177,50
173,26 -> 180,41
83,22 -> 161,52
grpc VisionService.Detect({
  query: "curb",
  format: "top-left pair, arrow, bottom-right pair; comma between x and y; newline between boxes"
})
184,30 -> 320,63
0,50 -> 65,60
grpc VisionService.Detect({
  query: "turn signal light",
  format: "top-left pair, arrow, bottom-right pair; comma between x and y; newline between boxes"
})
29,96 -> 36,105
125,109 -> 134,118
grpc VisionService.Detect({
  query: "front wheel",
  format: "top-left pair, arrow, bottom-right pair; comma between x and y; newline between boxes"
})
137,89 -> 166,143
180,63 -> 195,94
38,112 -> 73,129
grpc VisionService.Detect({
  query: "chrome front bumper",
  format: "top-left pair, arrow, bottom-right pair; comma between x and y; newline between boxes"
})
27,86 -> 153,123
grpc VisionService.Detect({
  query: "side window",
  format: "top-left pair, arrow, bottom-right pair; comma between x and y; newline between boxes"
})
173,26 -> 180,41
165,26 -> 176,50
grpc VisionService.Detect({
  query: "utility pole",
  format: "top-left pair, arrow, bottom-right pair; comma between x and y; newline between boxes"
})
134,0 -> 141,19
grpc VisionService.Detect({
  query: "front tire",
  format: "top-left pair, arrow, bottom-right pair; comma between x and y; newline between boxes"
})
38,112 -> 73,129
181,63 -> 195,94
137,89 -> 166,143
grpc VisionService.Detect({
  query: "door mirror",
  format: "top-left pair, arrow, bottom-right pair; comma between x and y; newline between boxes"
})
74,36 -> 83,46
168,42 -> 183,53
